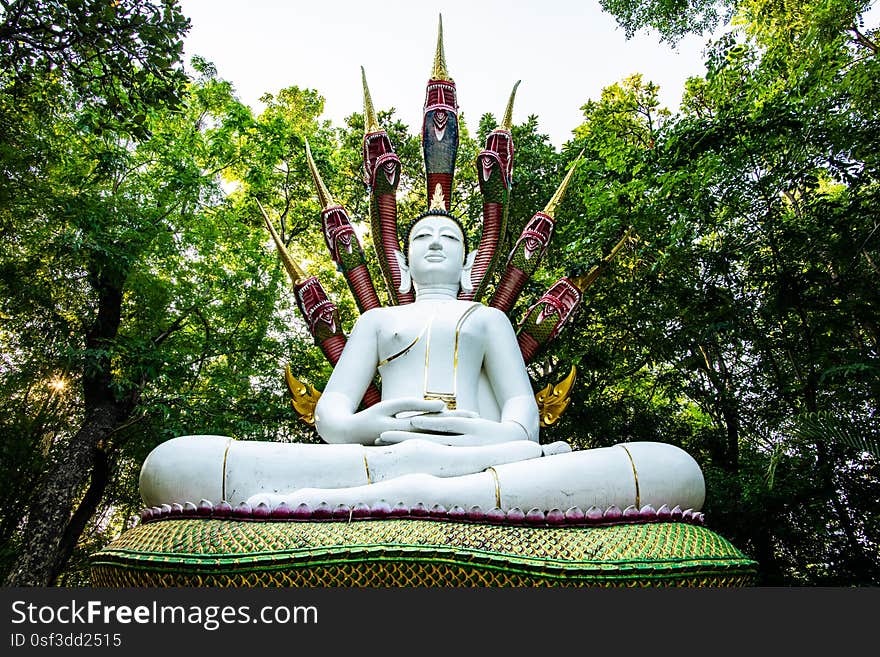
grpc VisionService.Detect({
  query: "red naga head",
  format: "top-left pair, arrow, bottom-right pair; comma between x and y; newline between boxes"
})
478,81 -> 519,190
362,132 -> 400,190
320,207 -> 358,264
529,278 -> 582,334
294,277 -> 338,335
481,130 -> 514,188
514,212 -> 555,261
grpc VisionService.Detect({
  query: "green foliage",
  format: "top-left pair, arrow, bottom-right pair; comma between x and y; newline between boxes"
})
0,0 -> 191,138
789,411 -> 880,460
599,0 -> 726,43
2,0 -> 877,586
555,0 -> 880,585
0,33 -> 331,579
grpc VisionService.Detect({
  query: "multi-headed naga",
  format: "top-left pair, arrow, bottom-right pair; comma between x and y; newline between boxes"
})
138,17 -> 704,520
264,18 -> 630,428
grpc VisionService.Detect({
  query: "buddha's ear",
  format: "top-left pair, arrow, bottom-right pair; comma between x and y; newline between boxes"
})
394,250 -> 411,294
460,249 -> 478,293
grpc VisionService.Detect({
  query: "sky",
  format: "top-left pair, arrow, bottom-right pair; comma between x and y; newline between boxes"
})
176,0 -> 717,148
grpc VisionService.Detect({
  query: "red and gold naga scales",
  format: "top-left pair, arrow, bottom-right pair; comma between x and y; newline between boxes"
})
422,16 -> 458,212
461,81 -> 520,303
361,68 -> 413,306
258,200 -> 381,407
305,141 -> 381,314
515,230 -> 632,364
516,278 -> 583,364
490,154 -> 582,313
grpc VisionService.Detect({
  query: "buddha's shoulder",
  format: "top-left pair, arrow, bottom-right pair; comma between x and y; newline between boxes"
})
471,304 -> 513,328
354,306 -> 392,325
355,305 -> 412,326
452,302 -> 513,331
356,301 -> 511,327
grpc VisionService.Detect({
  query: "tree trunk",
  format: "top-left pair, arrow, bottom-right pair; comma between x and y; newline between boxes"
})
751,519 -> 785,585
48,446 -> 112,584
4,406 -> 123,586
4,265 -> 129,586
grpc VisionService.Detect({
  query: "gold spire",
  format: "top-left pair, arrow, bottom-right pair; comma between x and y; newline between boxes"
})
501,80 -> 521,131
570,229 -> 633,291
361,66 -> 380,134
431,14 -> 452,81
256,199 -> 308,285
603,227 -> 632,261
542,150 -> 584,218
304,140 -> 335,209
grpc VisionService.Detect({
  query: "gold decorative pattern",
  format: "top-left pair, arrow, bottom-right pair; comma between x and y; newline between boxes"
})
377,322 -> 428,368
431,15 -> 451,81
486,467 -> 502,508
429,183 -> 447,211
361,66 -> 380,134
284,366 -> 322,425
617,443 -> 641,509
220,438 -> 232,502
570,229 -> 633,293
535,366 -> 577,427
362,448 -> 373,485
424,302 -> 480,410
501,80 -> 521,131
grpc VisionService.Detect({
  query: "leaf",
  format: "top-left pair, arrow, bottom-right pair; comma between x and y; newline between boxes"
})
790,411 -> 880,459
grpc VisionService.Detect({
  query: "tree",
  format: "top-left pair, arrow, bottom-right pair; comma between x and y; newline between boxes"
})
0,51 -> 317,584
0,0 -> 190,137
0,0 -> 191,585
556,0 -> 880,583
3,0 -> 875,587
600,0 -> 878,53
599,0 -> 727,43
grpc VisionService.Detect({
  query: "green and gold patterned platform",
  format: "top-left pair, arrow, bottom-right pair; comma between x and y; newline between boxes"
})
90,518 -> 758,587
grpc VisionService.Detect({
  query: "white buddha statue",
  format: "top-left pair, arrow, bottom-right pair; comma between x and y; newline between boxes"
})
139,210 -> 705,515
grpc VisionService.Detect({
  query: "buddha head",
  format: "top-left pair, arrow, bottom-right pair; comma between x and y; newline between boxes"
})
396,210 -> 477,294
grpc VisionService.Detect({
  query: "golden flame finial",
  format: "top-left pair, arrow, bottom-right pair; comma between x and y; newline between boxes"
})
501,80 -> 521,131
543,150 -> 584,219
535,365 -> 577,427
429,183 -> 447,211
285,365 -> 322,425
304,140 -> 335,210
361,66 -> 380,134
256,199 -> 308,285
431,14 -> 452,81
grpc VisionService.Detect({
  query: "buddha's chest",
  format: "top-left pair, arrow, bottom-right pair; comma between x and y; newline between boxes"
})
376,303 -> 485,401
377,313 -> 436,361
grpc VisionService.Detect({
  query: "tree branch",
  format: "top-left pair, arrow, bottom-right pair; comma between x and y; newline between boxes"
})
850,24 -> 879,54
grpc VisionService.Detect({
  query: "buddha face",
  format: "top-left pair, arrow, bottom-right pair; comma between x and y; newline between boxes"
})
407,214 -> 466,287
